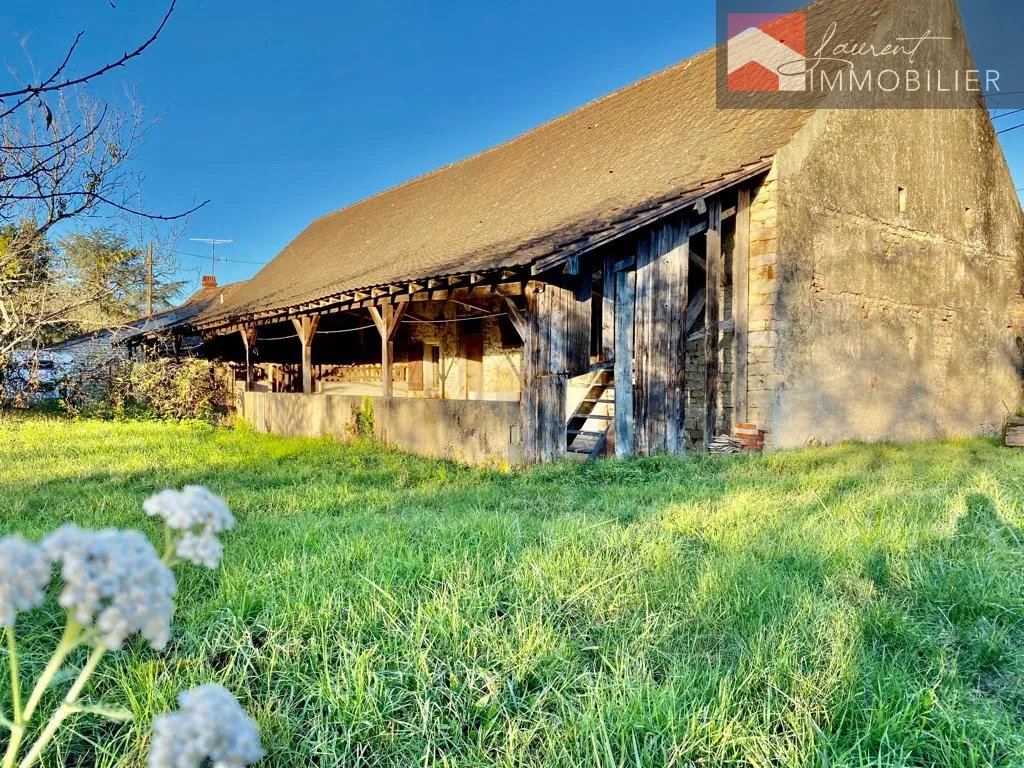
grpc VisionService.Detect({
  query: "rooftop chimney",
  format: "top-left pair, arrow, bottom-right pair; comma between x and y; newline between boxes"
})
201,275 -> 218,289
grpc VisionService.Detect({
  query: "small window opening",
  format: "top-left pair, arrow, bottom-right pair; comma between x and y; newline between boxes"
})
897,186 -> 908,214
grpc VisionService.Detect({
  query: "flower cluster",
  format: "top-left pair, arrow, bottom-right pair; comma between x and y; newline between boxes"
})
42,526 -> 177,650
144,486 -> 235,568
149,684 -> 264,768
0,535 -> 52,627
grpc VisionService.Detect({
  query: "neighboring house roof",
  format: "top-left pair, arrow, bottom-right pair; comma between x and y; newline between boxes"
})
115,280 -> 248,346
45,281 -> 247,368
196,0 -> 899,330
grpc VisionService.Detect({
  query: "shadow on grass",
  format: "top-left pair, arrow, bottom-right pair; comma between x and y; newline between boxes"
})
2,423 -> 1024,765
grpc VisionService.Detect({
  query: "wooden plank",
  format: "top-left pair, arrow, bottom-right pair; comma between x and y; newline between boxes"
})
733,186 -> 751,428
566,269 -> 592,375
614,267 -> 636,457
666,220 -> 690,454
601,252 -> 616,361
633,235 -> 653,455
704,199 -> 722,450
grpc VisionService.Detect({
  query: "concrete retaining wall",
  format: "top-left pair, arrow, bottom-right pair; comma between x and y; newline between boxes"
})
239,392 -> 523,465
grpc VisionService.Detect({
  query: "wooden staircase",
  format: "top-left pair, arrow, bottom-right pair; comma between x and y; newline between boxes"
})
566,364 -> 614,461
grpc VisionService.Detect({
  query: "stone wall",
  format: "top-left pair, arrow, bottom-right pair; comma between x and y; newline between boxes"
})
239,391 -> 523,466
769,106 -> 1023,448
745,165 -> 781,437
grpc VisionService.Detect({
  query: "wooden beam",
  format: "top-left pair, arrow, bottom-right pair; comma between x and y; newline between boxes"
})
614,267 -> 636,457
291,314 -> 320,395
704,198 -> 722,450
733,186 -> 751,429
504,297 -> 526,340
527,165 -> 773,277
685,288 -> 706,335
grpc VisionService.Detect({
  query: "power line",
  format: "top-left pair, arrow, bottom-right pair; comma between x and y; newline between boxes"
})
993,108 -> 1024,120
253,312 -> 510,342
997,121 -> 1024,136
189,240 -> 233,280
172,249 -> 267,266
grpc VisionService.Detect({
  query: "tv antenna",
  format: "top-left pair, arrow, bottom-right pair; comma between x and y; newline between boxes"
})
189,238 -> 233,276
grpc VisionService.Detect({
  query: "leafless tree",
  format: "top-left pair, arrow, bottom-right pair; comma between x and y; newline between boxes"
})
0,1 -> 207,398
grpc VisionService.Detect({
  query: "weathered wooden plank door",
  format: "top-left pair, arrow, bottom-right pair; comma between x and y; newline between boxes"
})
633,219 -> 690,455
521,278 -> 590,463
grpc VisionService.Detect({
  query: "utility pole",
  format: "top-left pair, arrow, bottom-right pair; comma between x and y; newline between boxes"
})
145,243 -> 154,318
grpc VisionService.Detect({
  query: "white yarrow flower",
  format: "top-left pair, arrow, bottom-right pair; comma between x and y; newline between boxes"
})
42,526 -> 177,650
149,684 -> 264,768
0,535 -> 52,627
144,486 -> 234,569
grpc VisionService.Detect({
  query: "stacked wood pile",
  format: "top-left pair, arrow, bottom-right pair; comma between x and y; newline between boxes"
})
709,436 -> 746,454
1006,417 -> 1024,447
736,423 -> 766,452
708,424 -> 766,454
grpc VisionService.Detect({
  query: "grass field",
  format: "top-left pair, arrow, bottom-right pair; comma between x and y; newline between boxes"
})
2,417 -> 1024,766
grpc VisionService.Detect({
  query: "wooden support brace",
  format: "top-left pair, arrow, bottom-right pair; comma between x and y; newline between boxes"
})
291,314 -> 321,394
240,326 -> 258,392
504,297 -> 527,340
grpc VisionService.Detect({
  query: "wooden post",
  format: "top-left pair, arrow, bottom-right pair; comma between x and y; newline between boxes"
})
614,267 -> 636,457
704,198 -> 722,449
602,252 -> 616,361
291,314 -> 321,395
240,326 -> 258,392
733,187 -> 751,428
369,304 -> 407,398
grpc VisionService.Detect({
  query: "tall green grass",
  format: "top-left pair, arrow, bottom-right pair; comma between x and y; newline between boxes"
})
1,417 -> 1023,766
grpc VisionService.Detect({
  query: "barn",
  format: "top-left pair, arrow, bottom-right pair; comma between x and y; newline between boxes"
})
174,0 -> 1023,464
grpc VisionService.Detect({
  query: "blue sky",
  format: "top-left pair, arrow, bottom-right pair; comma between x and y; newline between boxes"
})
2,1 -> 1022,295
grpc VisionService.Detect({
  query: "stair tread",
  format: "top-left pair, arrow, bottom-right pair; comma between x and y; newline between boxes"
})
566,445 -> 596,454
567,429 -> 608,437
582,397 -> 615,404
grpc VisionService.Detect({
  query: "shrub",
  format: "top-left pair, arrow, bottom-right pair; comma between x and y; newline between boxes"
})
59,358 -> 234,423
351,396 -> 376,440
